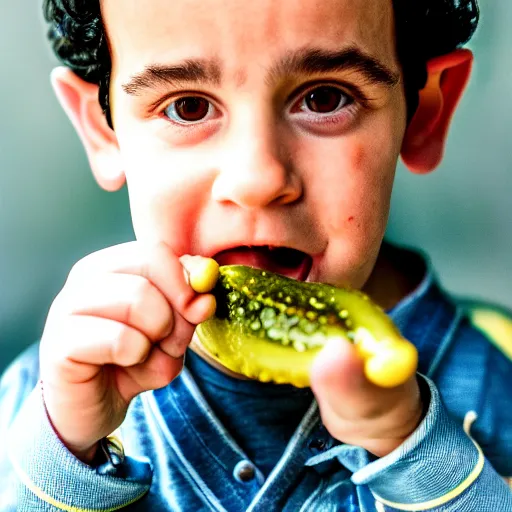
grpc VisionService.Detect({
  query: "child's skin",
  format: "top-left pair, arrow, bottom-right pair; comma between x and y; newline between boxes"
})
41,0 -> 472,463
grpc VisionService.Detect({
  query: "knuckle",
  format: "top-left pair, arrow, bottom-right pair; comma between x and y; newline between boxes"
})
159,324 -> 191,359
125,282 -> 149,324
111,325 -> 149,367
128,279 -> 171,340
151,299 -> 174,338
131,278 -> 155,311
152,312 -> 173,341
155,360 -> 182,386
167,337 -> 189,358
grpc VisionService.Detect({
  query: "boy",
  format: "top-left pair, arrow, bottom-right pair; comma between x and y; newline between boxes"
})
1,0 -> 511,510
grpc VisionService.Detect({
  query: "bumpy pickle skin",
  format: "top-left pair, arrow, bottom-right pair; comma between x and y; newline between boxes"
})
195,265 -> 418,388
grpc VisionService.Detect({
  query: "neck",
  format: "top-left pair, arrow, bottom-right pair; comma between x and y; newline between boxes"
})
363,243 -> 425,311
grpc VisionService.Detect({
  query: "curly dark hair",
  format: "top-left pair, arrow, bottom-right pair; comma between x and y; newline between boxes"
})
43,0 -> 479,128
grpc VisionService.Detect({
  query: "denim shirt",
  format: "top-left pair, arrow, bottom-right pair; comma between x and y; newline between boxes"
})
1,260 -> 511,512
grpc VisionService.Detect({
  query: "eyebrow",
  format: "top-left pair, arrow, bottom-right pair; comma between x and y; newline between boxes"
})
121,47 -> 399,96
122,59 -> 222,95
268,47 -> 400,88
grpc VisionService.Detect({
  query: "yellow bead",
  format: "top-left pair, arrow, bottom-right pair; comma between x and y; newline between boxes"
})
189,258 -> 220,293
364,340 -> 418,388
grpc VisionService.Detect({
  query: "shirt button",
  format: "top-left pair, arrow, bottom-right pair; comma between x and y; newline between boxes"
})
309,438 -> 327,452
233,460 -> 256,483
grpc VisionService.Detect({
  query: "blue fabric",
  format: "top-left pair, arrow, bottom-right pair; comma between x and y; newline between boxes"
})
1,250 -> 511,511
185,349 -> 314,478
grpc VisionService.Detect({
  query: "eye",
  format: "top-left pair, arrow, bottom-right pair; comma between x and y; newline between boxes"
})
163,96 -> 214,124
299,86 -> 352,114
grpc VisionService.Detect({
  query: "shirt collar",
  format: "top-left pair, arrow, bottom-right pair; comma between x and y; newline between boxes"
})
387,248 -> 463,377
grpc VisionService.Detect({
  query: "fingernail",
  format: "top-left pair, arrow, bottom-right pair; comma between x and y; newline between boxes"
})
180,254 -> 200,286
179,255 -> 220,294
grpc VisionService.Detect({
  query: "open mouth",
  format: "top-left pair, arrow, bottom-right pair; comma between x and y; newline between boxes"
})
214,246 -> 313,281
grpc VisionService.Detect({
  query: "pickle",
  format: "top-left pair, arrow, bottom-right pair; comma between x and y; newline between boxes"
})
195,265 -> 418,388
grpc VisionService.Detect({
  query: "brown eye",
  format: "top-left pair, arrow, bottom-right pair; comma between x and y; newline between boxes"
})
303,86 -> 349,113
165,96 -> 212,123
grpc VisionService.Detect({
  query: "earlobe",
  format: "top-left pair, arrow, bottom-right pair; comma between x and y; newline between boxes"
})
401,49 -> 473,174
50,67 -> 126,191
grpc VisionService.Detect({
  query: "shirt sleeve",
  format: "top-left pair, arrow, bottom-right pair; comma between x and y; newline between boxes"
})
0,345 -> 40,512
1,346 -> 153,511
350,376 -> 512,511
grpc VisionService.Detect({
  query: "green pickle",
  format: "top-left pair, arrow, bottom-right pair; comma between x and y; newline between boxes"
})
196,265 -> 418,388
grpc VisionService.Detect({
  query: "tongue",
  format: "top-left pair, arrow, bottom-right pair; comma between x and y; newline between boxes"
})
215,247 -> 311,281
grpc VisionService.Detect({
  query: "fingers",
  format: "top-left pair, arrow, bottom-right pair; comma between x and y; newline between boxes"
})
67,242 -> 217,325
38,242 -> 220,456
44,242 -> 220,393
116,242 -> 199,321
159,293 -> 217,357
43,310 -> 191,399
58,273 -> 174,342
40,311 -> 187,452
116,345 -> 186,403
64,243 -> 219,356
47,242 -> 219,387
43,315 -> 154,384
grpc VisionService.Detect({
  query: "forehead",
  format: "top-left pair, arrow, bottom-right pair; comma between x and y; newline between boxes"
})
102,0 -> 397,83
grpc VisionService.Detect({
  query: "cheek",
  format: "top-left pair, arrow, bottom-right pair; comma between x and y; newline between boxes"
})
120,142 -> 209,253
313,138 -> 397,238
307,135 -> 400,288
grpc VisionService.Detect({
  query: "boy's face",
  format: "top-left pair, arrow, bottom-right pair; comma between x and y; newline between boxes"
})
104,0 -> 407,290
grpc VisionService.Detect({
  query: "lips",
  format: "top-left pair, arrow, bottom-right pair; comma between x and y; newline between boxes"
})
214,246 -> 312,281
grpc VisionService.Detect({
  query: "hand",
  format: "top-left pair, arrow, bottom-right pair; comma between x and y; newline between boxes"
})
39,242 -> 218,463
310,338 -> 425,457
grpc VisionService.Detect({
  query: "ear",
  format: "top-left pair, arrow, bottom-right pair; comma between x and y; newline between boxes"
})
401,49 -> 473,174
50,67 -> 126,191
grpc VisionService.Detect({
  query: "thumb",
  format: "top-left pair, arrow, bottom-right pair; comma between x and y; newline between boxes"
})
310,337 -> 402,421
311,337 -> 367,390
310,338 -> 371,417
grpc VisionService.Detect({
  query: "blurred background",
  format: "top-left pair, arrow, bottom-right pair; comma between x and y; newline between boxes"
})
0,1 -> 510,374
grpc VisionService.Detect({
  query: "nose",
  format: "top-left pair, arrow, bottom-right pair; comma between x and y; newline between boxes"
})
212,111 -> 303,209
